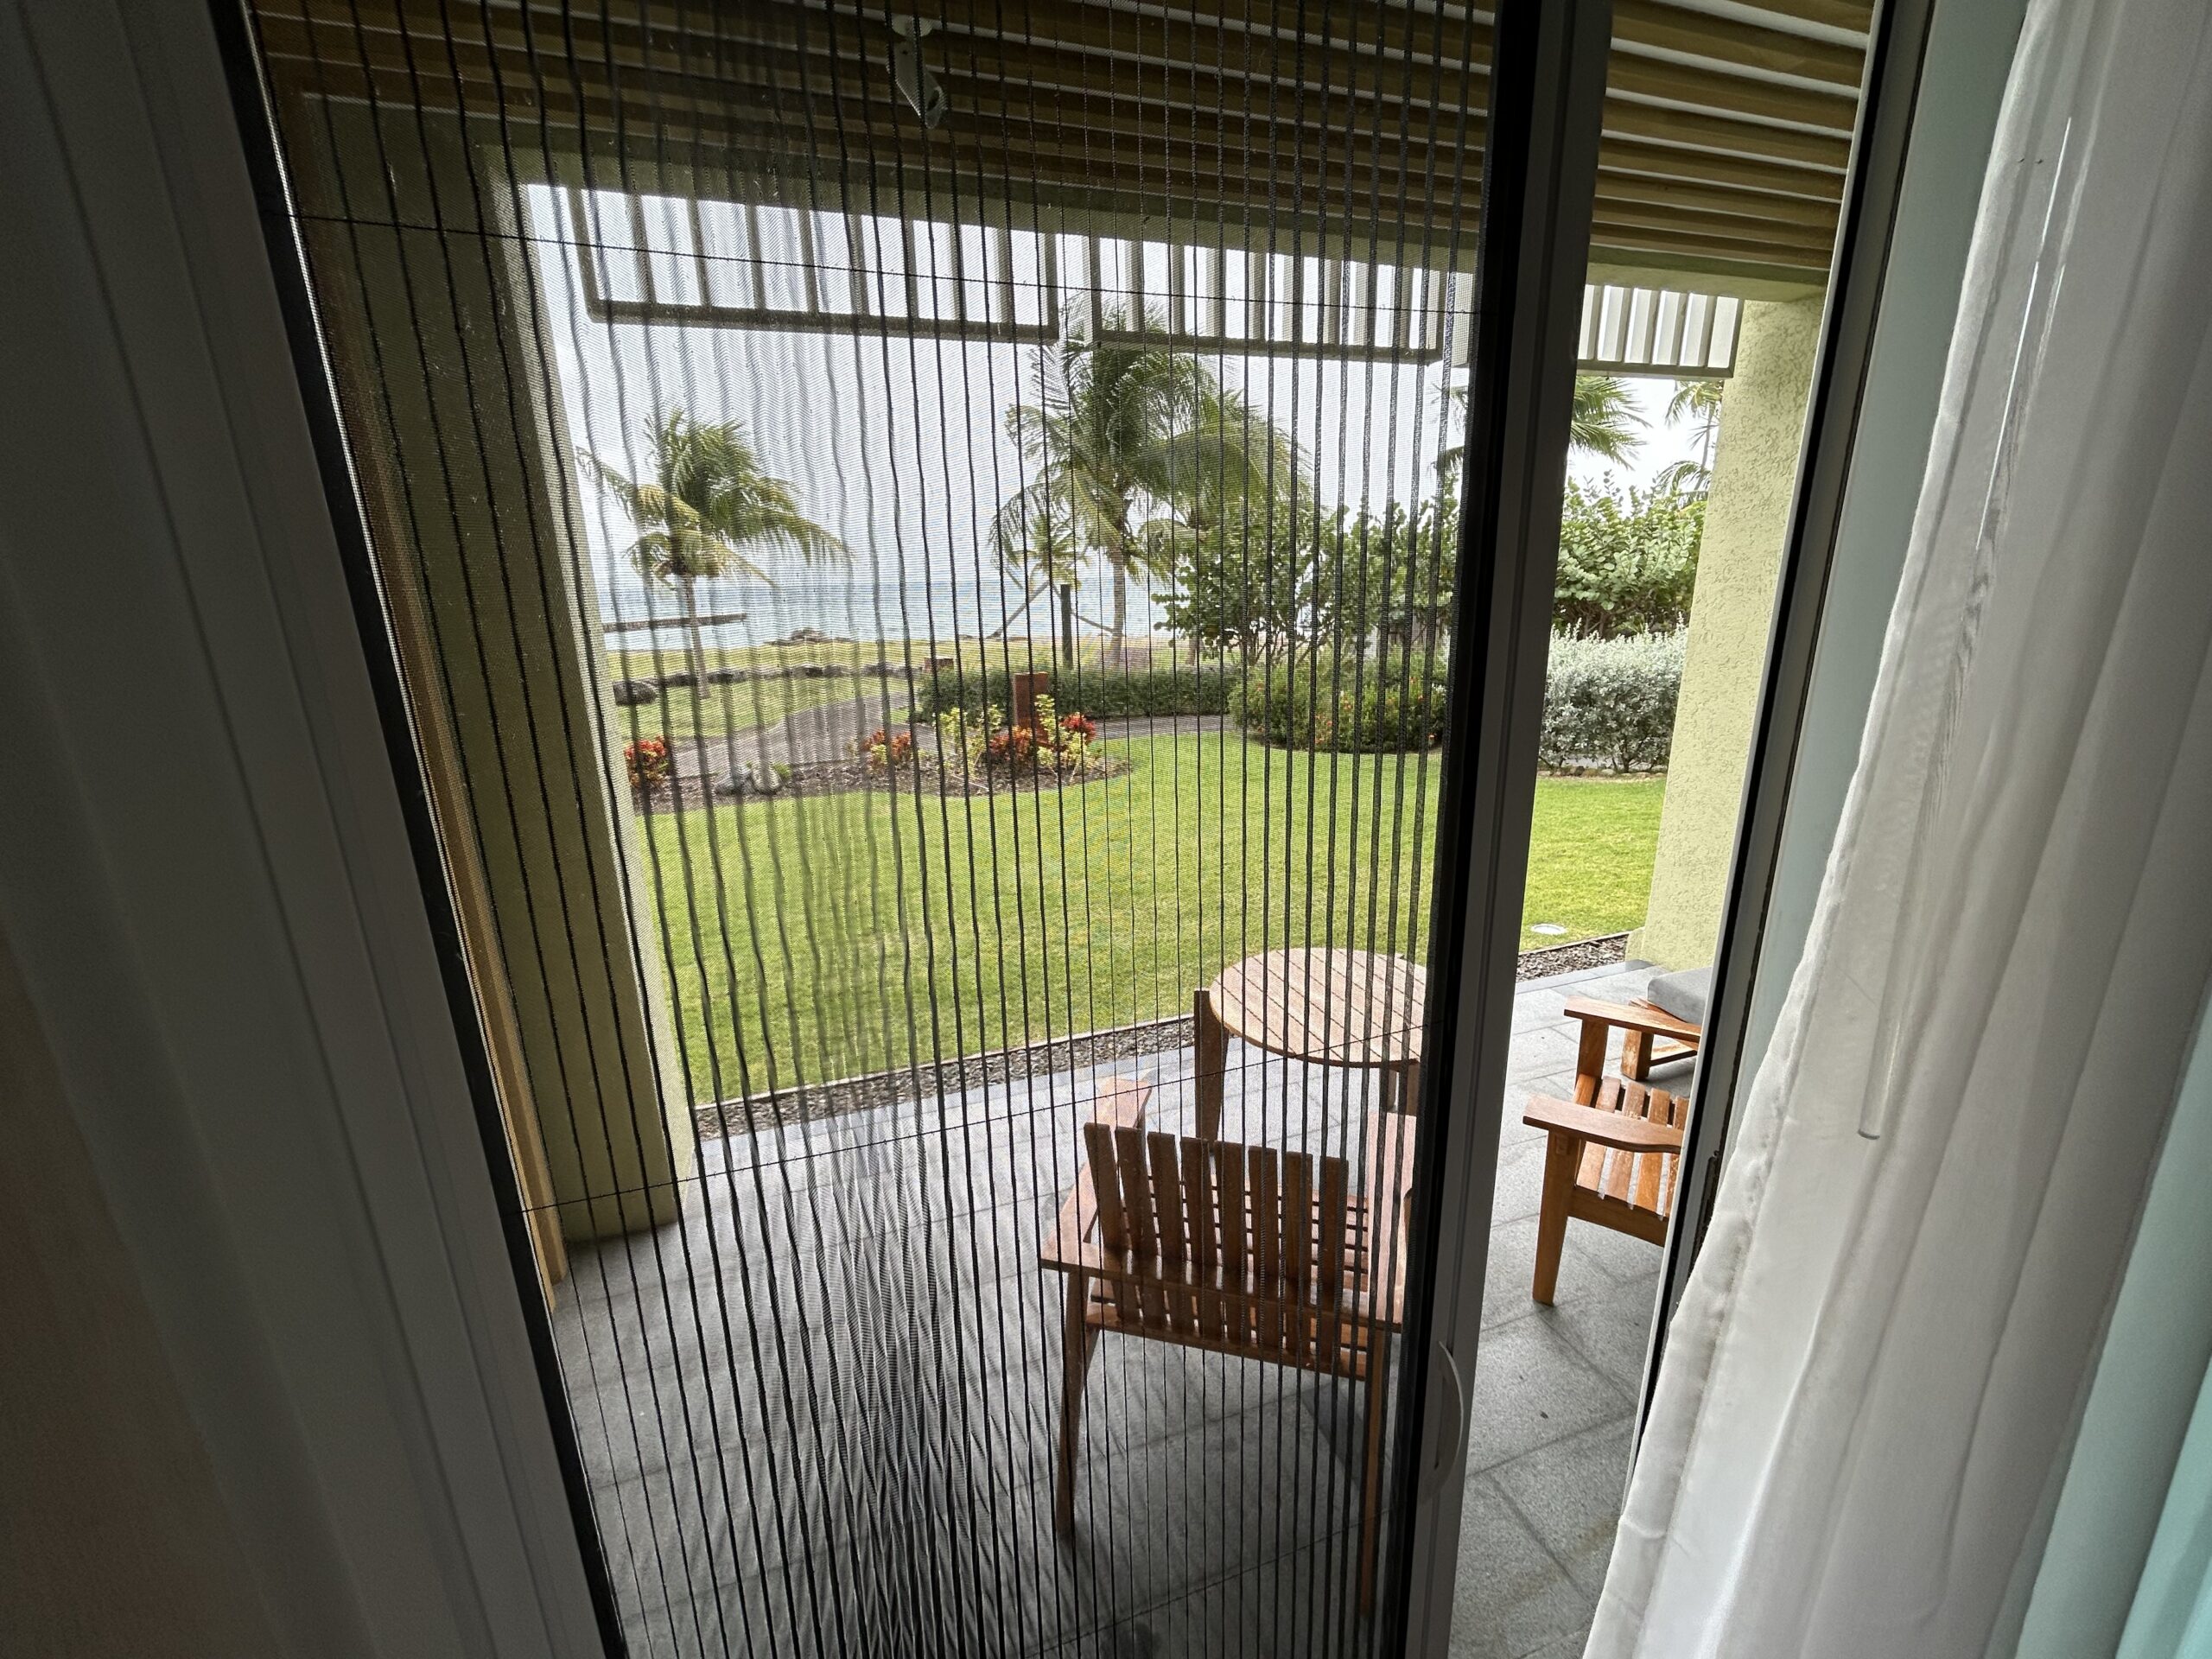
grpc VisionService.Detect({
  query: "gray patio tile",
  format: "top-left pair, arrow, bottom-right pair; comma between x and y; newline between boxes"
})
1508,1025 -> 1583,1081
561,977 -> 1660,1651
1512,988 -> 1577,1033
1024,1535 -> 1370,1659
1552,1274 -> 1662,1394
1498,1074 -> 1583,1152
1446,1474 -> 1597,1659
1462,1313 -> 1629,1477
1482,1216 -> 1617,1322
1491,1419 -> 1634,1595
1562,1212 -> 1669,1286
930,1412 -> 1379,1653
1491,1134 -> 1550,1225
1517,1631 -> 1593,1659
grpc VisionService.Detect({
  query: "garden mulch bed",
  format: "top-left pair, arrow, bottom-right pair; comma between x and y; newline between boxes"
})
637,752 -> 1132,811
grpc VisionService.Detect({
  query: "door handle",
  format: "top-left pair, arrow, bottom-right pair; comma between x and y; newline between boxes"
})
1419,1341 -> 1467,1503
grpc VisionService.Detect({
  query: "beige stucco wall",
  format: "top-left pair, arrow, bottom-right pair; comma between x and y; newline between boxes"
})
296,102 -> 693,1241
1631,296 -> 1823,969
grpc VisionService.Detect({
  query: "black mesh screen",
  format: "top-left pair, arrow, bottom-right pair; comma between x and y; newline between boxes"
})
236,3 -> 1496,1651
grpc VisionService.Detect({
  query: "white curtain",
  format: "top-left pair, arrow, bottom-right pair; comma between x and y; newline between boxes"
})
1587,2 -> 2212,1653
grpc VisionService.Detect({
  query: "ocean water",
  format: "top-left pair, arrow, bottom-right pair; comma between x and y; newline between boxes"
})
591,560 -> 1166,652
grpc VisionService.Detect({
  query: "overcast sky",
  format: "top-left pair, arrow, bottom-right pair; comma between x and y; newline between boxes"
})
529,187 -> 1718,643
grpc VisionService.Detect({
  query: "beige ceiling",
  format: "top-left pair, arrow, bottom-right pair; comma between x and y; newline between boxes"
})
251,1 -> 1866,289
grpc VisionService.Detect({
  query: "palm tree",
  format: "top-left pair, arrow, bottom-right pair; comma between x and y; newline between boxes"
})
585,410 -> 842,688
990,308 -> 1301,652
1437,372 -> 1645,486
1653,378 -> 1724,498
1568,373 -> 1643,465
985,488 -> 1085,658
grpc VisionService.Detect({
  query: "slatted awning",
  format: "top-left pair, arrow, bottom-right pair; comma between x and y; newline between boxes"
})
254,1 -> 1863,293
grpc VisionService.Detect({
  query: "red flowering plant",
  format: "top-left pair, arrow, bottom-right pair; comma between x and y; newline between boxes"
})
988,726 -> 1039,766
859,728 -> 917,772
934,698 -> 1096,778
1030,695 -> 1096,773
624,735 -> 672,795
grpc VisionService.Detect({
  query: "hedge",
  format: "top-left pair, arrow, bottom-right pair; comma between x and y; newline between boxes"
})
911,635 -> 1683,771
908,663 -> 1235,721
1234,652 -> 1450,753
1554,482 -> 1703,639
1538,631 -> 1684,773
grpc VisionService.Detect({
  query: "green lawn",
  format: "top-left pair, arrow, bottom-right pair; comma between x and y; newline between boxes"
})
1522,776 -> 1671,948
630,734 -> 1663,1093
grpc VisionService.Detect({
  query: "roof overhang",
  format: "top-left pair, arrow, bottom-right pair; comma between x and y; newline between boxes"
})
251,1 -> 1866,294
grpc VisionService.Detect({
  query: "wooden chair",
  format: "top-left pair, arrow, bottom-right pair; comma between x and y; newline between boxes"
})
1040,1077 -> 1416,1611
1523,997 -> 1700,1305
1564,993 -> 1701,1084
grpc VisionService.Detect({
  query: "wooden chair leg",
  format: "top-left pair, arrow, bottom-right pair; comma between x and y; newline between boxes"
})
1531,1135 -> 1582,1305
1573,1017 -> 1610,1103
1056,1273 -> 1098,1537
1193,987 -> 1228,1141
1623,1028 -> 1655,1081
1359,1338 -> 1391,1614
1391,1058 -> 1421,1118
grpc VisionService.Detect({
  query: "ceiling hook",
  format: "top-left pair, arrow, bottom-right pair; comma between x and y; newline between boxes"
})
889,19 -> 949,130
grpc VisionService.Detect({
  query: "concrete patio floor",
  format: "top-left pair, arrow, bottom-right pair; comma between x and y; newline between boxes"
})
550,963 -> 1675,1658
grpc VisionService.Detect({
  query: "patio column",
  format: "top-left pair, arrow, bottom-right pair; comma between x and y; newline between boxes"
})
291,101 -> 693,1243
1631,296 -> 1823,970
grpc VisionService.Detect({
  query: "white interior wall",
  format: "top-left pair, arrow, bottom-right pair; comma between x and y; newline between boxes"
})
1741,0 -> 2033,1087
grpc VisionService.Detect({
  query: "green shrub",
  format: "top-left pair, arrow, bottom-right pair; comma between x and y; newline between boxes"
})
1234,651 -> 1449,752
1554,481 -> 1703,639
910,664 -> 1234,721
1539,632 -> 1684,772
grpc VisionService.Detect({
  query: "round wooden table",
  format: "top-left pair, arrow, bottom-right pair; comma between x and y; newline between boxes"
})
1192,947 -> 1428,1137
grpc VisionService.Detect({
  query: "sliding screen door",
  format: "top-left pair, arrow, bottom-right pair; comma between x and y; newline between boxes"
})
226,2 -> 1581,1652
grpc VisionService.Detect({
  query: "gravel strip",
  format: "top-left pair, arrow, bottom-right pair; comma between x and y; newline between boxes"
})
696,1014 -> 1193,1137
1515,931 -> 1629,981
696,932 -> 1633,1137
639,751 -> 1132,810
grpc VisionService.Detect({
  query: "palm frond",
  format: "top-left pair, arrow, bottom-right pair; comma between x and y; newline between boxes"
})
1666,378 -> 1724,424
1570,373 -> 1644,464
582,409 -> 842,588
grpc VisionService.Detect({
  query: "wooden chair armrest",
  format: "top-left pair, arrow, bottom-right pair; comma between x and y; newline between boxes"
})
1562,995 -> 1702,1045
1090,1075 -> 1152,1132
1041,1171 -> 1100,1271
1522,1095 -> 1686,1154
1041,1077 -> 1154,1271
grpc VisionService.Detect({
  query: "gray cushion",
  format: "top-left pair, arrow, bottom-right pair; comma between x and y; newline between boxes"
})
1647,964 -> 1713,1027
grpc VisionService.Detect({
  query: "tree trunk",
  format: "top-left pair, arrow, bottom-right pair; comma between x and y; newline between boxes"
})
681,576 -> 709,690
1109,556 -> 1128,653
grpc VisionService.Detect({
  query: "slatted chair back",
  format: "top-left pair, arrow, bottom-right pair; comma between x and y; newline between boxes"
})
1043,1078 -> 1414,1610
1078,1121 -> 1357,1370
1575,1077 -> 1686,1227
